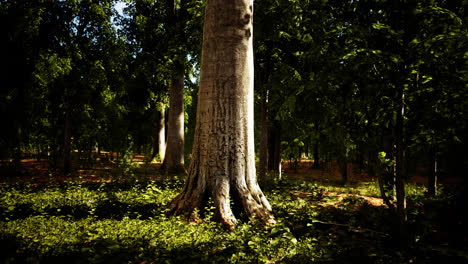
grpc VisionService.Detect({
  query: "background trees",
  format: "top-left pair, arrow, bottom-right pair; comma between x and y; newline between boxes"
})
1,0 -> 465,195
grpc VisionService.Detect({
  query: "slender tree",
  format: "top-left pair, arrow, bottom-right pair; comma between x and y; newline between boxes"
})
161,0 -> 186,175
151,107 -> 166,161
168,0 -> 274,228
162,75 -> 186,174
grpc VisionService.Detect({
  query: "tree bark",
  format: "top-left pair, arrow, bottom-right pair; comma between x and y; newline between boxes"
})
167,0 -> 274,228
268,121 -> 282,178
152,108 -> 166,161
161,75 -> 185,175
161,0 -> 186,175
394,90 -> 407,246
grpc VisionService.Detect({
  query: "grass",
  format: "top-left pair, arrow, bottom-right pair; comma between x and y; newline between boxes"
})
0,174 -> 467,263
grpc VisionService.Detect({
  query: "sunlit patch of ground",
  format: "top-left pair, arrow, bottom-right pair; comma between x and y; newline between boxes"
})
318,192 -> 387,208
289,189 -> 387,210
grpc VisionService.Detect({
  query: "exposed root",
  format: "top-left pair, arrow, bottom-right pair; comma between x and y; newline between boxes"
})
167,184 -> 275,229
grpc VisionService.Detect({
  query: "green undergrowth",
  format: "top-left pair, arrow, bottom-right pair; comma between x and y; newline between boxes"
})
0,176 -> 467,264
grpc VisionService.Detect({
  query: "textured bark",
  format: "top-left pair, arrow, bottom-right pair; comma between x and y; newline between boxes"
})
161,76 -> 185,175
168,0 -> 274,227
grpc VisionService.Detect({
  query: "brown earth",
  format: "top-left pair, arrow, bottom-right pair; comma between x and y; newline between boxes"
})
0,155 -> 463,187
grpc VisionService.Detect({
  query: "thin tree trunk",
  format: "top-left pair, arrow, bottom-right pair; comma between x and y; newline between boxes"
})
382,135 -> 397,200
374,152 -> 395,209
51,140 -> 58,168
63,108 -> 72,175
12,87 -> 24,166
13,126 -> 22,166
259,95 -> 269,180
161,76 -> 185,175
427,148 -> 437,196
357,147 -> 365,174
268,121 -> 282,179
313,140 -> 320,169
152,108 -> 166,161
168,0 -> 274,228
158,108 -> 167,160
394,90 -> 407,246
340,154 -> 348,186
161,0 -> 185,175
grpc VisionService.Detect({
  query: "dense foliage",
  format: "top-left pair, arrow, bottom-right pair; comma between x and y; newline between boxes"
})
1,0 -> 466,176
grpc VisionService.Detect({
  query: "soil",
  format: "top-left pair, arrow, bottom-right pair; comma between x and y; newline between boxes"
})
0,155 -> 463,186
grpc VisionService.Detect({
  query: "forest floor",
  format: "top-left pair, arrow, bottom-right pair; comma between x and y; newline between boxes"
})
0,153 -> 467,263
1,153 -> 464,217
0,153 -> 458,185
0,153 -> 465,211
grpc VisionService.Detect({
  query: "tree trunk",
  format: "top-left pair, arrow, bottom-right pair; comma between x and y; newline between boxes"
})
427,148 -> 437,196
63,108 -> 72,175
258,95 -> 269,180
382,134 -> 397,200
161,0 -> 185,175
373,152 -> 395,209
312,140 -> 320,169
339,154 -> 348,186
161,76 -> 185,175
152,108 -> 166,162
268,121 -> 282,178
12,81 -> 25,166
12,126 -> 22,166
394,90 -> 407,246
168,0 -> 274,228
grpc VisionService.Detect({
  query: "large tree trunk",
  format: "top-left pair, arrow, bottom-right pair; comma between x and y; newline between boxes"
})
168,0 -> 274,228
258,95 -> 269,180
161,76 -> 185,175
